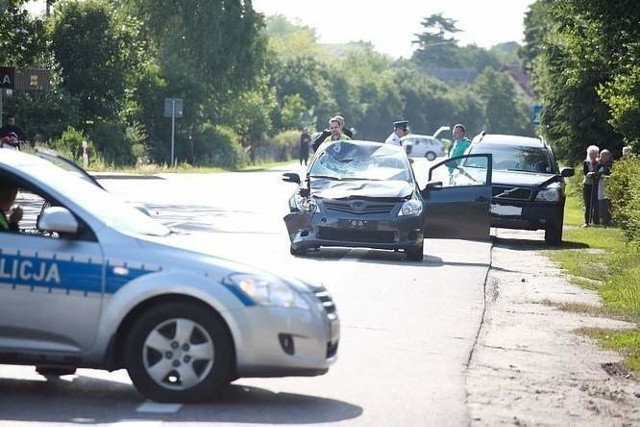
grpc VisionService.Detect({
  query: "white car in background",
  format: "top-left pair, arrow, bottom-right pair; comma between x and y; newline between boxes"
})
401,134 -> 445,161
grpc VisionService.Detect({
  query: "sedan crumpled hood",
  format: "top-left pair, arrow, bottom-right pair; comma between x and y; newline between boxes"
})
492,170 -> 559,187
310,178 -> 414,200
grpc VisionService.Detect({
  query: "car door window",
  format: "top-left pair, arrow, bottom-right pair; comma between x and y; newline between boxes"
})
428,154 -> 491,188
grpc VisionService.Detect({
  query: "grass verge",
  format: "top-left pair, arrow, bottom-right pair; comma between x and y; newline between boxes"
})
545,193 -> 640,374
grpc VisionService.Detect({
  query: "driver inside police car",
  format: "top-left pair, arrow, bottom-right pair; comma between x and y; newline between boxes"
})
0,184 -> 23,232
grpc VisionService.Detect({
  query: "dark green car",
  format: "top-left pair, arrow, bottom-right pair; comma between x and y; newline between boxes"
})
462,133 -> 575,245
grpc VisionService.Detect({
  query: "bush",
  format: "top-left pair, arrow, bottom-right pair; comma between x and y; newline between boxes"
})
195,124 -> 248,168
49,126 -> 95,162
608,158 -> 640,245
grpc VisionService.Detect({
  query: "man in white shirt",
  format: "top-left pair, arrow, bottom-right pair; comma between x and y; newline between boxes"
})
385,120 -> 408,146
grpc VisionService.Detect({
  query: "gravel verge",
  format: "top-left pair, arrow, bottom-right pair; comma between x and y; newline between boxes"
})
466,229 -> 640,426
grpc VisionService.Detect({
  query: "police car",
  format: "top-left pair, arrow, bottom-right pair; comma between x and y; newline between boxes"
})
0,149 -> 339,402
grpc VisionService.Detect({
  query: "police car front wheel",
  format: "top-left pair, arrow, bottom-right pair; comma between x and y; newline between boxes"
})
124,301 -> 233,403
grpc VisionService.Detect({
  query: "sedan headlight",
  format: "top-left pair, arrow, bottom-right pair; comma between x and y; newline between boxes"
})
225,273 -> 310,309
294,194 -> 319,213
535,188 -> 561,202
398,199 -> 423,216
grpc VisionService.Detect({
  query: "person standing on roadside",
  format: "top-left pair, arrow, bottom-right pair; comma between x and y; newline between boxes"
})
299,128 -> 311,166
385,120 -> 409,146
596,149 -> 613,226
582,145 -> 600,226
0,113 -> 26,147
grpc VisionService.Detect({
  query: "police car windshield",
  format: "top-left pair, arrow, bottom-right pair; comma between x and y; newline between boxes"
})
26,160 -> 171,237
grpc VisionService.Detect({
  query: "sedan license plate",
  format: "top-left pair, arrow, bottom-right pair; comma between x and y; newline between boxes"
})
491,204 -> 522,216
339,219 -> 369,230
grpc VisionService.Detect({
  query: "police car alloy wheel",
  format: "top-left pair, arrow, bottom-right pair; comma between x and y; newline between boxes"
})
124,302 -> 233,403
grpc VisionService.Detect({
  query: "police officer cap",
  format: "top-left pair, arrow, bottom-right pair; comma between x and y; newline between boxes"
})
393,120 -> 409,130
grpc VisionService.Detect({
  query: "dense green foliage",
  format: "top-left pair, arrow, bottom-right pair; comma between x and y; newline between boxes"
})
0,1 -> 533,168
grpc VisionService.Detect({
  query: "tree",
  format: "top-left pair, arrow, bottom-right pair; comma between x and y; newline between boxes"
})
49,0 -> 144,123
475,68 -> 532,135
412,13 -> 461,68
0,0 -> 48,68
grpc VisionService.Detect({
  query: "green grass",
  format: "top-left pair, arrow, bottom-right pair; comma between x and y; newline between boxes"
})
546,192 -> 640,374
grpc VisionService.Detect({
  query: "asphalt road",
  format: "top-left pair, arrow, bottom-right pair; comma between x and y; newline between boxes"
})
0,159 -> 491,426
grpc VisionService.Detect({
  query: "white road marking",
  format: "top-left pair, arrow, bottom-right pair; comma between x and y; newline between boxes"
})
136,401 -> 183,413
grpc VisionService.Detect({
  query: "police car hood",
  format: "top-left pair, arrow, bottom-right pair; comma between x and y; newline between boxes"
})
310,178 -> 414,200
492,170 -> 559,187
128,233 -> 316,293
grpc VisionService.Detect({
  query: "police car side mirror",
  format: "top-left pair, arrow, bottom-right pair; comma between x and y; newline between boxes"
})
38,206 -> 79,235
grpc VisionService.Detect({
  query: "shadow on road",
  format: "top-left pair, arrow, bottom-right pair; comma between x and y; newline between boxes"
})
0,375 -> 362,424
492,235 -> 590,251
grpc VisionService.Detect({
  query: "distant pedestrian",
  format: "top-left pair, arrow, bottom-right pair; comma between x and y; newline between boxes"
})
582,145 -> 600,226
385,120 -> 409,146
299,129 -> 311,166
622,145 -> 633,159
596,149 -> 613,226
0,113 -> 26,148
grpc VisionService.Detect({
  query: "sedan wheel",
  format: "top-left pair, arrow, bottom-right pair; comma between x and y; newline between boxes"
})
124,302 -> 232,403
425,151 -> 436,161
290,245 -> 307,256
405,243 -> 424,261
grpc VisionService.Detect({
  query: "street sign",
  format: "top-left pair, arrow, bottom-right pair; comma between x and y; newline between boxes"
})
164,98 -> 184,167
0,66 -> 15,90
164,98 -> 183,118
532,104 -> 543,125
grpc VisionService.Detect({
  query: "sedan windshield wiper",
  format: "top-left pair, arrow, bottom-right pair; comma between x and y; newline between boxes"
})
309,174 -> 341,180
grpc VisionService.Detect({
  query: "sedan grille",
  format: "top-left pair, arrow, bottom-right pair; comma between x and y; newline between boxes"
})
322,200 -> 395,215
318,227 -> 395,243
492,186 -> 532,201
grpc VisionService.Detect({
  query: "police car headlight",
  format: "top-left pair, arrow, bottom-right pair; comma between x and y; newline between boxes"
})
226,273 -> 310,309
294,195 -> 319,213
535,188 -> 560,202
398,199 -> 423,216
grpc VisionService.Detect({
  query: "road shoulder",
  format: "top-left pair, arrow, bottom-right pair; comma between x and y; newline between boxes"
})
466,229 -> 640,425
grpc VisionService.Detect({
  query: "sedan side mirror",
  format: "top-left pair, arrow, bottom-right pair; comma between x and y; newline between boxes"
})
282,172 -> 301,184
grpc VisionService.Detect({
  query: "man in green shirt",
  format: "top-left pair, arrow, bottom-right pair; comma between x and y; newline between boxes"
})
447,123 -> 472,176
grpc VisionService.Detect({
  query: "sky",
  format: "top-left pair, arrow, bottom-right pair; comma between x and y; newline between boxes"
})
252,0 -> 536,58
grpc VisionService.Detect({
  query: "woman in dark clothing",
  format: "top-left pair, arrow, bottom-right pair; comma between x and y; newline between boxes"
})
582,145 -> 599,226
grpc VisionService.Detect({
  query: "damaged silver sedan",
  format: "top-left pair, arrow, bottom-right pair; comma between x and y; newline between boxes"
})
282,140 -> 494,261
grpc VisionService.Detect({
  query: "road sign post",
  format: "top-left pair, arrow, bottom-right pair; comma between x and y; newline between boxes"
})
532,104 -> 543,126
164,98 -> 184,166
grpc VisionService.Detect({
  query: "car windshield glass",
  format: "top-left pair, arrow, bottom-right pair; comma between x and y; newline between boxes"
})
468,145 -> 554,173
309,142 -> 412,182
24,158 -> 170,237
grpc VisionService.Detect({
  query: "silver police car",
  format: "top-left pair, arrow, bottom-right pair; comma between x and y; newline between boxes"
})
0,149 -> 339,402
